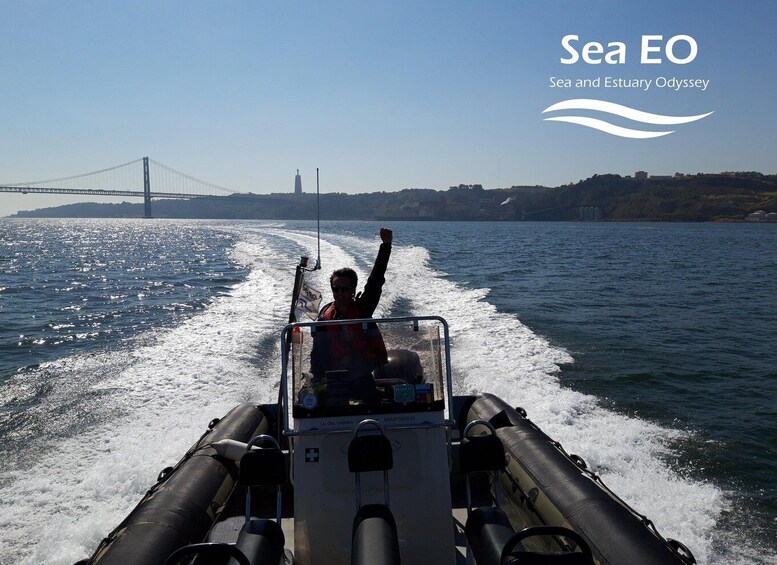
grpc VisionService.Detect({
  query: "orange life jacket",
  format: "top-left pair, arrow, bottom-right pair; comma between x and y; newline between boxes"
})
319,302 -> 388,369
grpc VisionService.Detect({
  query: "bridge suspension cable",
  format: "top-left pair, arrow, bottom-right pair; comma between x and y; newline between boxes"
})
148,158 -> 234,196
5,158 -> 146,188
1,157 -> 238,198
0,157 -> 245,217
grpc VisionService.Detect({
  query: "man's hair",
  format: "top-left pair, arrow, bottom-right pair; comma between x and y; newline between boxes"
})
330,268 -> 358,289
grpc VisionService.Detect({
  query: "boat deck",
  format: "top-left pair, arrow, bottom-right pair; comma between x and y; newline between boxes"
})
208,464 -> 494,564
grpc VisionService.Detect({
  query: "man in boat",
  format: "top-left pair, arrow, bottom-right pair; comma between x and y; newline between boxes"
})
310,228 -> 392,401
319,227 -> 393,321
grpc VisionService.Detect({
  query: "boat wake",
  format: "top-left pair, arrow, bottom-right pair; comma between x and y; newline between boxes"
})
0,224 -> 762,564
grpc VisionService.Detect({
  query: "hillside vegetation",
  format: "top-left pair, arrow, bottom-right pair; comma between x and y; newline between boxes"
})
11,172 -> 777,221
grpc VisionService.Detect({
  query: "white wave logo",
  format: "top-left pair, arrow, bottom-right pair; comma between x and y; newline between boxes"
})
542,98 -> 713,138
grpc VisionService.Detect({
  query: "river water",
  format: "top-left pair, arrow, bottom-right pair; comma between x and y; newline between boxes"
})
0,218 -> 775,564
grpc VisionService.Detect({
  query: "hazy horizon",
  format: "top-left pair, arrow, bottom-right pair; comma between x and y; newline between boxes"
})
3,1 -> 776,216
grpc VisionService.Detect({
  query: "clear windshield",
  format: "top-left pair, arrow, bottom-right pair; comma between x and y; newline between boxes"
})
281,316 -> 451,426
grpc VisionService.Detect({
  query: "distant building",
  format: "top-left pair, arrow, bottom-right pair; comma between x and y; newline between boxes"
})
635,171 -> 648,179
746,210 -> 777,222
294,170 -> 302,195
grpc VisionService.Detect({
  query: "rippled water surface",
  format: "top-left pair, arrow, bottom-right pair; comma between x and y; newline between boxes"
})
0,218 -> 775,564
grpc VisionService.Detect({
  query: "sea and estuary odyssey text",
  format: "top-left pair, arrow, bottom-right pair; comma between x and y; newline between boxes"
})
548,76 -> 710,91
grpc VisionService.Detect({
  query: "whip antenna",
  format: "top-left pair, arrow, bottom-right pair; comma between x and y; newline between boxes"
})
315,167 -> 321,270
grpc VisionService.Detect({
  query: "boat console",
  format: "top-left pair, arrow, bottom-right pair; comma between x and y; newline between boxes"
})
280,316 -> 456,564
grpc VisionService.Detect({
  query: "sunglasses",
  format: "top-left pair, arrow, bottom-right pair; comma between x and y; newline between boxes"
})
331,286 -> 353,293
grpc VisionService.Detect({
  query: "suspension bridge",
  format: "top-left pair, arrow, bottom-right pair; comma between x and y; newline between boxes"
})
0,157 -> 236,218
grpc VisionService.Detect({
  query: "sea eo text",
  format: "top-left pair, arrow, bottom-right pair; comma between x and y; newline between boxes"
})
561,35 -> 698,65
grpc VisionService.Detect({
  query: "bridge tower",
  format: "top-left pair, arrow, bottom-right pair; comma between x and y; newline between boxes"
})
143,156 -> 151,218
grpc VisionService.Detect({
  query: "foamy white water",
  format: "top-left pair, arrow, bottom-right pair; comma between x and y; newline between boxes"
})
0,225 -> 733,564
298,228 -> 724,563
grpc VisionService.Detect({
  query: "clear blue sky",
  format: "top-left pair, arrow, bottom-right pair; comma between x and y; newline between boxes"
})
2,0 -> 776,215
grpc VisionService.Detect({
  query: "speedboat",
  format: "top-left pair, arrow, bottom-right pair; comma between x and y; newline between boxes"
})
79,315 -> 696,565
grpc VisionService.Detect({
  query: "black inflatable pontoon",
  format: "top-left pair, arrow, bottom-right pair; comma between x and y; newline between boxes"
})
79,316 -> 696,565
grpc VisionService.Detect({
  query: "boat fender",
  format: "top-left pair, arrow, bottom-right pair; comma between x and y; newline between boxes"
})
514,407 -> 527,418
157,466 -> 174,483
208,417 -> 221,429
211,439 -> 288,465
212,439 -> 256,462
